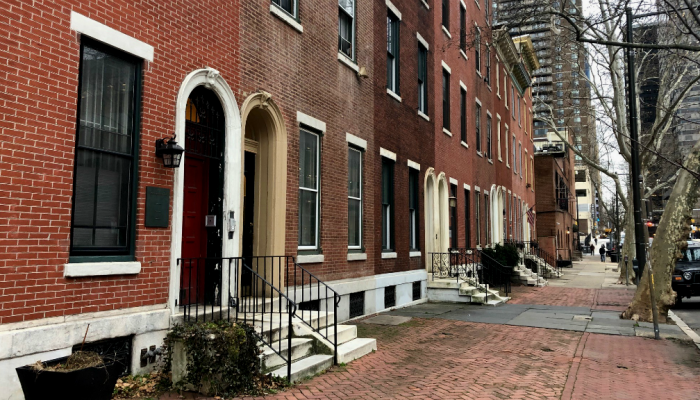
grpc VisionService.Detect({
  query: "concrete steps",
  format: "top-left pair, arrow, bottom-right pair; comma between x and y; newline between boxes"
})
427,278 -> 508,305
271,354 -> 334,383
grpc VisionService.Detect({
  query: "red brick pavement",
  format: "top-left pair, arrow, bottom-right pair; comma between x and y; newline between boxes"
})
565,333 -> 700,400
508,286 -> 635,312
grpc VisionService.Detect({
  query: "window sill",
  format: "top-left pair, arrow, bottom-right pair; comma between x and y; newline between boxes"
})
487,85 -> 492,92
410,251 -> 421,258
461,141 -> 469,149
497,94 -> 501,99
381,252 -> 398,259
498,157 -> 503,162
476,70 -> 483,78
421,0 -> 430,9
348,252 -> 367,261
488,159 -> 494,164
64,261 -> 141,278
338,52 -> 359,72
460,50 -> 468,60
418,110 -> 430,121
270,4 -> 303,33
442,128 -> 452,137
387,88 -> 402,102
477,151 -> 483,157
442,25 -> 452,39
297,254 -> 324,264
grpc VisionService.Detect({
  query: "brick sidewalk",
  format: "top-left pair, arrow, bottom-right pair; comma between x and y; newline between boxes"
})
508,286 -> 634,312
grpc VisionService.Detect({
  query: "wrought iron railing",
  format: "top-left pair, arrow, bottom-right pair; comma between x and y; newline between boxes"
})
430,248 -> 512,296
177,256 -> 336,382
519,241 -> 562,278
285,260 -> 340,364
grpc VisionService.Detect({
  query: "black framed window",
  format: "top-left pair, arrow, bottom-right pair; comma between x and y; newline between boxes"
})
442,0 -> 450,29
459,6 -> 466,51
418,43 -> 428,114
409,168 -> 419,250
348,147 -> 362,249
475,103 -> 481,152
464,189 -> 471,247
387,11 -> 400,95
486,114 -> 492,159
70,39 -> 141,258
272,0 -> 297,18
460,87 -> 467,143
450,184 -> 458,248
485,48 -> 491,85
381,158 -> 395,251
299,129 -> 320,249
475,30 -> 481,72
339,0 -> 355,60
443,69 -> 450,130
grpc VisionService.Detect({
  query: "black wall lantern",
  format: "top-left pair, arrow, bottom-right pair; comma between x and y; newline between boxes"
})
155,134 -> 184,168
448,195 -> 457,208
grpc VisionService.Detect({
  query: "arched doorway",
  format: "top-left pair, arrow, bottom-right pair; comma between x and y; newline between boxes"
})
239,92 -> 288,293
423,169 -> 436,271
437,174 -> 449,253
180,86 -> 225,306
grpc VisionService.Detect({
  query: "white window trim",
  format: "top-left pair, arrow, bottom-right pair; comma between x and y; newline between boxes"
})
380,147 -> 397,161
64,261 -> 141,278
421,0 -> 430,9
382,252 -> 398,259
505,124 -> 510,168
442,60 -> 452,74
449,177 -> 458,185
338,52 -> 359,72
442,25 -> 452,38
298,129 -> 321,251
461,0 -> 467,8
70,12 -> 154,61
297,111 -> 327,132
443,128 -> 453,137
386,0 -> 402,20
407,159 -> 421,170
417,32 -> 430,50
270,4 -> 304,33
387,88 -> 402,103
418,110 -> 430,121
497,114 -> 502,161
348,253 -> 368,261
463,183 -> 471,190
348,147 -> 363,250
460,49 -> 468,60
460,80 -> 467,91
461,141 -> 469,149
346,132 -> 367,149
475,97 -> 482,106
297,254 -> 325,264
410,251 -> 422,258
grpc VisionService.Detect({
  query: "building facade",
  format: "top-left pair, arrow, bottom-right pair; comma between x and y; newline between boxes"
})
0,1 -> 538,398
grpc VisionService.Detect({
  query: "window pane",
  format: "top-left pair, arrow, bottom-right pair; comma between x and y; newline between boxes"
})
339,0 -> 354,58
273,0 -> 294,15
299,189 -> 317,247
348,148 -> 361,198
348,198 -> 361,247
299,130 -> 318,190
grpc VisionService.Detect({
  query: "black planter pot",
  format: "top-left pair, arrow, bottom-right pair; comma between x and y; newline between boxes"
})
15,356 -> 122,400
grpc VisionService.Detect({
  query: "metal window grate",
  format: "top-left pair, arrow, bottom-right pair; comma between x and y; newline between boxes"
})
349,291 -> 365,319
413,281 -> 421,301
384,285 -> 396,309
73,335 -> 132,377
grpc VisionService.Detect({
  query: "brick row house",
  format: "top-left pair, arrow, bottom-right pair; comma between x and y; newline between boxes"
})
0,1 -> 538,396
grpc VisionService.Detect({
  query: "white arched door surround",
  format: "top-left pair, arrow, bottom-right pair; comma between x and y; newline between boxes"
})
239,92 -> 288,261
489,185 -> 498,246
436,173 -> 449,253
168,68 -> 242,314
424,169 -> 437,270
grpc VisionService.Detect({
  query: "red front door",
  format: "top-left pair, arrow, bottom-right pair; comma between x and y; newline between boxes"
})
181,156 -> 209,304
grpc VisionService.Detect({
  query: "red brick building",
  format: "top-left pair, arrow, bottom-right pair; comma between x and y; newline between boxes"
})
0,1 -> 539,396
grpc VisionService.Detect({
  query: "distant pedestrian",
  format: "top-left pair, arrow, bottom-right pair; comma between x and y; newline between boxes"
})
599,245 -> 606,262
594,238 -> 598,245
590,243 -> 595,255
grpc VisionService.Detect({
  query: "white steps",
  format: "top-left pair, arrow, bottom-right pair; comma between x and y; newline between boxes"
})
271,354 -> 334,383
427,278 -> 508,305
260,338 -> 313,370
337,338 -> 377,363
326,324 -> 357,345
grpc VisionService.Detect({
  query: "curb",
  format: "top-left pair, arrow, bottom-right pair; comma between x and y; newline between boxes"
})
668,310 -> 700,350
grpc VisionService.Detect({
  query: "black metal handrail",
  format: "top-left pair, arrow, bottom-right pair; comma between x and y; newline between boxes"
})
286,259 -> 340,365
520,241 -> 562,278
177,257 -> 296,382
430,250 -> 482,287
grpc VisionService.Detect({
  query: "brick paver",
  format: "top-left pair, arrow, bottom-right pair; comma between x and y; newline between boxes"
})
566,333 -> 700,399
592,289 -> 635,312
508,286 -> 634,312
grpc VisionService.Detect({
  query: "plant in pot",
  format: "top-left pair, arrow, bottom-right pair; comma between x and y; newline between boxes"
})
15,325 -> 123,400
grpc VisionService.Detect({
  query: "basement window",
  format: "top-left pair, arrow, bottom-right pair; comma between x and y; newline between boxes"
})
384,285 -> 396,308
350,291 -> 365,318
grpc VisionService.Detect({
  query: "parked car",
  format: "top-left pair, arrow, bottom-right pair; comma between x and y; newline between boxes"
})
672,242 -> 700,303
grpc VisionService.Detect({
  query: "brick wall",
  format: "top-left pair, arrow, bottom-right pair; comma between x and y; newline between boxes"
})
0,0 -> 240,324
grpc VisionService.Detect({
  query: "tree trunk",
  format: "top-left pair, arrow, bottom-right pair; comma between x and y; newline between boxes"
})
622,140 -> 700,322
617,209 -> 636,284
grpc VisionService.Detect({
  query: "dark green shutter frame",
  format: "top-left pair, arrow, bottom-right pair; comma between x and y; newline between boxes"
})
145,187 -> 170,228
